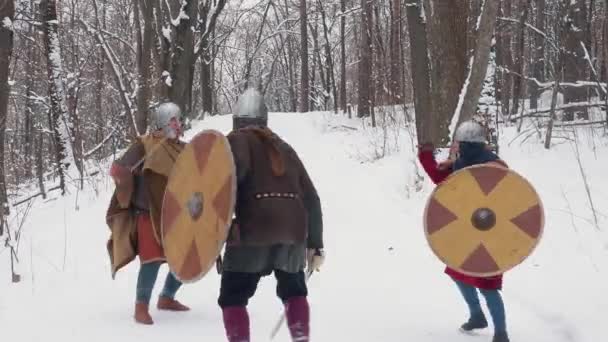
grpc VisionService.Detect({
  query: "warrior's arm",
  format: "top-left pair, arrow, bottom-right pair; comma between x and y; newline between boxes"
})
298,159 -> 323,250
227,132 -> 251,184
417,144 -> 452,185
109,141 -> 144,208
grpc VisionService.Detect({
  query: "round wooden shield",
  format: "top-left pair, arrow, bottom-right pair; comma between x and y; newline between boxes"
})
423,163 -> 544,277
161,130 -> 236,283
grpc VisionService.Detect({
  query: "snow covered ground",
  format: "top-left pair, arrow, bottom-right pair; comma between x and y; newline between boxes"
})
1,111 -> 607,341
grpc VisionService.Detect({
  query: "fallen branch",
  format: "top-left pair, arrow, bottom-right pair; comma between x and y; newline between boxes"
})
12,184 -> 62,207
498,67 -> 607,90
84,128 -> 117,158
509,101 -> 605,121
497,17 -> 559,52
552,120 -> 607,128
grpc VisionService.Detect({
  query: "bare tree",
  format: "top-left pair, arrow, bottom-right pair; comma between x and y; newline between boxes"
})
358,0 -> 373,118
452,0 -> 501,133
134,0 -> 154,133
339,0 -> 347,113
0,0 -> 15,220
563,0 -> 590,121
299,0 -> 310,112
405,0 -> 434,144
41,0 -> 77,194
530,0 -> 546,109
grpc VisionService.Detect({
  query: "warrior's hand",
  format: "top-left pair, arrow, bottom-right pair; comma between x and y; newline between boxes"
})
417,142 -> 435,153
306,248 -> 325,273
110,163 -> 132,184
438,159 -> 454,171
110,163 -> 133,208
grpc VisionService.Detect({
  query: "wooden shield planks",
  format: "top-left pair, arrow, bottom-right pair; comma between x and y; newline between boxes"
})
423,163 -> 544,277
161,130 -> 236,283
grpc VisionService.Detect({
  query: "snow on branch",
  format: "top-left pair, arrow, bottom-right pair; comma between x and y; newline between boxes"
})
194,0 -> 227,57
45,25 -> 77,175
497,17 -> 559,52
498,66 -> 607,89
84,129 -> 117,158
171,2 -> 191,27
509,101 -> 606,121
78,19 -> 138,135
2,17 -> 13,31
580,41 -> 607,95
450,0 -> 499,140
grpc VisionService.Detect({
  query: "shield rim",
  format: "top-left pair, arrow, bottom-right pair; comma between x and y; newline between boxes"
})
161,129 -> 237,283
422,163 -> 545,277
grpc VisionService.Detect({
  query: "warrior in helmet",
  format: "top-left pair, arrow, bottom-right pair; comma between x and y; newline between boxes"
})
106,102 -> 190,325
218,88 -> 325,342
417,120 -> 510,342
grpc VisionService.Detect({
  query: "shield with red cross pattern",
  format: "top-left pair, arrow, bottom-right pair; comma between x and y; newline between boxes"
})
423,163 -> 544,277
161,129 -> 236,283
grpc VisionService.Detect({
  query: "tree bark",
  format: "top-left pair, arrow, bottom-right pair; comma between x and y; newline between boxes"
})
340,0 -> 347,113
299,0 -> 310,112
530,0 -> 545,109
405,0 -> 434,144
169,0 -> 198,116
428,0 -> 468,143
512,0 -> 532,115
451,0 -> 500,136
135,0 -> 154,133
389,0 -> 403,105
499,0 -> 514,116
0,0 -> 15,216
358,0 -> 373,118
563,0 -> 589,121
318,0 -> 337,113
41,0 -> 77,194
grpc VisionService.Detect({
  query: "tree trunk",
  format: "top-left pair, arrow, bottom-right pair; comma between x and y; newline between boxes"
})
0,0 -> 15,217
135,0 -> 154,134
200,51 -> 213,116
429,0 -> 468,143
500,0 -> 514,116
512,0 -> 532,115
23,8 -> 36,178
169,0 -> 198,117
405,0 -> 434,144
389,0 -> 403,105
451,0 -> 501,136
530,0 -> 545,109
42,0 -> 77,195
36,131 -> 46,199
563,0 -> 589,121
95,0 -> 106,151
299,0 -> 310,112
340,0 -> 347,113
318,0 -> 337,113
358,0 -> 373,118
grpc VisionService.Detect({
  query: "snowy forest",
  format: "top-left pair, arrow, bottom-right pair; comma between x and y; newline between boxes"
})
1,0 -> 608,225
1,2 -> 608,341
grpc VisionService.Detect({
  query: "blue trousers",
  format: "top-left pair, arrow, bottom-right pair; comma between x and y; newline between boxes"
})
136,262 -> 182,304
454,279 -> 507,333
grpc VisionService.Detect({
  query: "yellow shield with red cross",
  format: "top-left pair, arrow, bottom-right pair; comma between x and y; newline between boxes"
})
161,130 -> 236,283
423,163 -> 544,277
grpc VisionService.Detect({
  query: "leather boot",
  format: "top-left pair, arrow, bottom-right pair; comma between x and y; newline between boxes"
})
285,296 -> 310,342
222,306 -> 250,342
157,296 -> 190,311
493,331 -> 510,342
460,313 -> 488,332
134,302 -> 154,325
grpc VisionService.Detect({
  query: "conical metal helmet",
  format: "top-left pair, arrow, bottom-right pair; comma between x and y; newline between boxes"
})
152,102 -> 182,131
455,120 -> 486,143
233,88 -> 268,130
